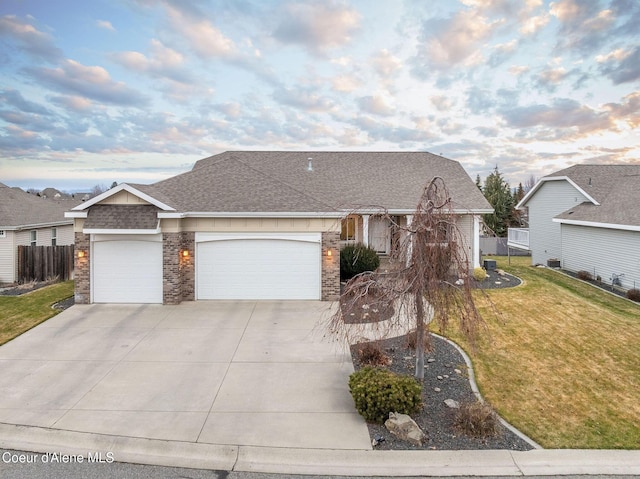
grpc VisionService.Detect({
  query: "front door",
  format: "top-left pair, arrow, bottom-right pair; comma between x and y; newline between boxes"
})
369,216 -> 390,254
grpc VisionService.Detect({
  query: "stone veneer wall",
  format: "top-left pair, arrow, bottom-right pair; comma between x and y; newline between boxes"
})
180,232 -> 195,301
74,232 -> 90,304
321,231 -> 340,301
162,232 -> 182,304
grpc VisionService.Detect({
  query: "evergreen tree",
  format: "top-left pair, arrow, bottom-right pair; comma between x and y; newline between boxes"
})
482,166 -> 515,237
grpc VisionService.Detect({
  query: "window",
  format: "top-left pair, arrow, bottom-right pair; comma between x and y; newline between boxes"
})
51,227 -> 57,246
0,230 -> 5,238
341,217 -> 356,242
30,230 -> 36,246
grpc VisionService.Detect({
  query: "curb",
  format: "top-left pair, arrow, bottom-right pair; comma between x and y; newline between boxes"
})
1,423 -> 639,476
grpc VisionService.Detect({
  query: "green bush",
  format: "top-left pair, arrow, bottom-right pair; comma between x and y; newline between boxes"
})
348,366 -> 422,423
473,267 -> 488,281
340,243 -> 380,281
627,288 -> 640,302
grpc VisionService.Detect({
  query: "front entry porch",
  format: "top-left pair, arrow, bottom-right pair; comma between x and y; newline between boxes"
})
340,213 -> 483,269
340,214 -> 407,256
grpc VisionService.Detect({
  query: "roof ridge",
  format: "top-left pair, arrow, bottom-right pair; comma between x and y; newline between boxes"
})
231,155 -> 338,211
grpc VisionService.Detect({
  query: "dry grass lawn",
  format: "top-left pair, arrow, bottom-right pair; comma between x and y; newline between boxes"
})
440,257 -> 640,449
0,281 -> 74,346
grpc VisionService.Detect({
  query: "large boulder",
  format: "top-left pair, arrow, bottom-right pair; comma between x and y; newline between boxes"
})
384,412 -> 426,446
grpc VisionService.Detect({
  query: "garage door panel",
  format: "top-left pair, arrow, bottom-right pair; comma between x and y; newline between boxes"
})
197,238 -> 320,300
93,240 -> 163,303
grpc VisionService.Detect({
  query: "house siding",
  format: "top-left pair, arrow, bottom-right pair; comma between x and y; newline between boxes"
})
527,181 -> 589,265
561,224 -> 640,291
100,190 -> 152,205
0,231 -> 16,283
171,217 -> 340,233
456,214 -> 474,269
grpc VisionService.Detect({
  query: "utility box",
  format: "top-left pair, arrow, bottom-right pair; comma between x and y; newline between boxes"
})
483,259 -> 496,271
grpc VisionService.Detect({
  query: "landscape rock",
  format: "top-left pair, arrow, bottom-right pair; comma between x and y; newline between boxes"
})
384,412 -> 426,446
454,368 -> 462,374
444,399 -> 460,409
427,358 -> 435,363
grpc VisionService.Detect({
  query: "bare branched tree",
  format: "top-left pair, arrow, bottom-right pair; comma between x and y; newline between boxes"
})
329,177 -> 486,381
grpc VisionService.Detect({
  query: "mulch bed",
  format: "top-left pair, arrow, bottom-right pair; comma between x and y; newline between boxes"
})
0,282 -> 52,296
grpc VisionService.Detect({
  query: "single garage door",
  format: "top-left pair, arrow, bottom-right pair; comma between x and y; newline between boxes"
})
196,233 -> 321,300
92,235 -> 163,303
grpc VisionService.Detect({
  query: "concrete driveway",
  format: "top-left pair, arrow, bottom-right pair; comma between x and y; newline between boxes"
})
0,302 -> 371,450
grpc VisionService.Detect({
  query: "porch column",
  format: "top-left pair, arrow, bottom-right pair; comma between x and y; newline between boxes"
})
473,215 -> 481,268
406,215 -> 413,266
362,214 -> 370,247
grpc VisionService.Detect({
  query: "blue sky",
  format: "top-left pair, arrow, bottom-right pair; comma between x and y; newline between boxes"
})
1,0 -> 639,192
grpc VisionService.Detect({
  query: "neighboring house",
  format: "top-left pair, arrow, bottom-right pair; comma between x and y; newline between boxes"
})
510,164 -> 640,291
0,183 -> 79,284
66,151 -> 493,304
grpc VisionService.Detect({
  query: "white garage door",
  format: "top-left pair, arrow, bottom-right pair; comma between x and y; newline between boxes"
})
196,233 -> 321,300
92,235 -> 163,303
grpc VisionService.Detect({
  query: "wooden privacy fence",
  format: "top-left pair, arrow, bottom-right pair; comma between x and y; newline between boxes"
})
17,245 -> 75,282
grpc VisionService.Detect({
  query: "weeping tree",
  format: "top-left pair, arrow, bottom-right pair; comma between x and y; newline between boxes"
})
329,177 -> 486,380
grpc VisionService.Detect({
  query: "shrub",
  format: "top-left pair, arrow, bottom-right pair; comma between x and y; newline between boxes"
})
356,342 -> 390,366
453,401 -> 499,438
405,329 -> 432,352
627,288 -> 640,302
577,270 -> 593,281
340,243 -> 380,281
473,267 -> 488,281
349,366 -> 422,423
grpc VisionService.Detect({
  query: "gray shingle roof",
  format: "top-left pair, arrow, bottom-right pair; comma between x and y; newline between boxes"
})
150,151 -> 492,213
83,205 -> 160,230
0,183 -> 80,228
549,164 -> 640,227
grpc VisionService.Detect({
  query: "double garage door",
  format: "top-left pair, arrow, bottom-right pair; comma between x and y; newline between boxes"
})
91,233 -> 321,302
196,233 -> 321,300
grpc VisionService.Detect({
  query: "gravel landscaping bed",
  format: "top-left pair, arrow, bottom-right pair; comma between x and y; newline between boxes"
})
350,333 -> 535,451
345,266 -> 533,450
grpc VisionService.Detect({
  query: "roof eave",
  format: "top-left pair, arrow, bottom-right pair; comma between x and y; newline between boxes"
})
158,211 -> 344,219
83,228 -> 162,235
6,220 -> 74,230
552,217 -> 640,232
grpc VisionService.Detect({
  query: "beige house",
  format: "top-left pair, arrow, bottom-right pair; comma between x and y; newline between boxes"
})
0,183 -> 78,284
66,151 -> 492,304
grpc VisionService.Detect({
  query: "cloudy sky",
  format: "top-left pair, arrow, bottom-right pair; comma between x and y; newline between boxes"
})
1,0 -> 639,192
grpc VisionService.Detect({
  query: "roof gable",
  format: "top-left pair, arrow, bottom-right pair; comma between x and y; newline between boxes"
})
70,183 -> 176,213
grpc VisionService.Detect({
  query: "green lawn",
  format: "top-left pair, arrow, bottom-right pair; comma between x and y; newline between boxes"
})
0,281 -> 74,346
440,256 -> 640,449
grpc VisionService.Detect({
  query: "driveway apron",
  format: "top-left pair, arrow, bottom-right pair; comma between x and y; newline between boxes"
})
0,302 -> 371,450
